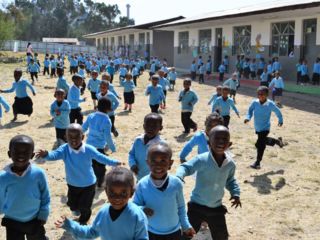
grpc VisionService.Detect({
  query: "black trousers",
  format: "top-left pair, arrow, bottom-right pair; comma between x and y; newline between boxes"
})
50,68 -> 56,77
133,76 -> 138,86
109,115 -> 116,133
198,74 -> 204,83
70,108 -> 83,125
181,112 -> 197,133
55,128 -> 67,142
219,73 -> 224,81
191,71 -> 196,81
150,104 -> 159,113
30,72 -> 38,82
222,115 -> 230,128
43,67 -> 49,76
110,74 -> 114,83
67,184 -> 96,224
297,71 -> 301,84
312,73 -> 320,85
187,202 -> 229,240
2,217 -> 47,240
255,131 -> 277,163
149,229 -> 181,240
93,149 -> 107,187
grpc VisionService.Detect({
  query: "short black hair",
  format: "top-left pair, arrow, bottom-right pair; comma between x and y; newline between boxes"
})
257,86 -> 269,95
9,135 -> 34,152
72,74 -> 83,82
205,112 -> 224,126
55,88 -> 65,96
144,113 -> 163,125
100,80 -> 109,88
151,75 -> 160,81
97,97 -> 112,113
222,85 -> 230,91
125,73 -> 132,79
147,142 -> 172,160
105,167 -> 134,189
184,78 -> 192,85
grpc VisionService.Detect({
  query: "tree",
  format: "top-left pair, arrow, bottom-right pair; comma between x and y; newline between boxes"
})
0,11 -> 14,49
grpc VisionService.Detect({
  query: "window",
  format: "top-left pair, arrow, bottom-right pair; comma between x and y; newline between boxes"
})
178,31 -> 189,54
233,25 -> 251,55
271,21 -> 295,56
139,33 -> 145,50
198,29 -> 211,54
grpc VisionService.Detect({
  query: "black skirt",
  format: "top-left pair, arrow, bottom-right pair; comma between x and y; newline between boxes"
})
90,91 -> 98,100
13,96 -> 33,115
124,91 -> 134,104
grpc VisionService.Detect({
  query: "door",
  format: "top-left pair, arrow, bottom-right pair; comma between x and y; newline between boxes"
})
214,28 -> 223,71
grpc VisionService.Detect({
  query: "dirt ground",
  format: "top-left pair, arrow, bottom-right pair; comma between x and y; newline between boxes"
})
0,56 -> 319,240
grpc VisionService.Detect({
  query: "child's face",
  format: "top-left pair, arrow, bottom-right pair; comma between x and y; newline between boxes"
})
14,71 -> 22,81
66,129 -> 84,149
8,142 -> 34,171
222,89 -> 229,98
217,87 -> 222,95
106,185 -> 132,210
183,81 -> 191,90
209,130 -> 230,155
205,119 -> 222,135
91,72 -> 98,79
74,78 -> 83,87
100,84 -> 108,94
55,92 -> 65,102
151,79 -> 158,86
158,71 -> 164,77
257,90 -> 268,102
147,151 -> 173,180
143,118 -> 162,138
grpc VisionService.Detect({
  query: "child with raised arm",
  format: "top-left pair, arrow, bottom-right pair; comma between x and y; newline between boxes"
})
176,126 -> 241,239
208,85 -> 222,107
145,75 -> 165,113
120,73 -> 135,112
82,98 -> 116,188
133,143 -> 195,239
0,95 -> 10,126
56,67 -> 69,97
36,124 -> 121,225
178,78 -> 198,134
223,72 -> 240,103
244,86 -> 284,169
129,113 -> 164,181
211,86 -> 240,128
55,167 -> 148,240
50,89 -> 70,146
0,135 -> 50,240
87,70 -> 101,110
0,68 -> 36,122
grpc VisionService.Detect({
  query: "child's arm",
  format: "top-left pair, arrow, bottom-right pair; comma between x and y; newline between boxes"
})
190,92 -> 198,106
230,99 -> 240,117
208,95 -> 214,105
103,123 -> 116,153
271,102 -> 283,126
179,135 -> 199,162
0,82 -> 16,93
110,88 -> 120,99
111,94 -> 119,111
128,141 -> 139,174
145,86 -> 150,96
244,101 -> 254,124
225,165 -> 241,208
133,185 -> 153,217
37,172 -> 50,223
82,117 -> 89,133
25,80 -> 36,96
36,145 -> 65,161
176,156 -> 202,182
90,147 -> 120,166
178,91 -> 183,102
0,96 -> 10,113
50,103 -> 56,117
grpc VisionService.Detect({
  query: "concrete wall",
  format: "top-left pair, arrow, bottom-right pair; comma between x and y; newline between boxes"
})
153,30 -> 174,66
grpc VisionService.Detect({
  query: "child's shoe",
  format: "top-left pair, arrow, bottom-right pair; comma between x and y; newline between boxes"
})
277,137 -> 284,148
250,161 -> 261,169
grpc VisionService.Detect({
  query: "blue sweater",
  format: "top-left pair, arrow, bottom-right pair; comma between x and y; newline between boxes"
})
43,59 -> 50,68
168,72 -> 177,81
62,202 -> 148,240
176,151 -> 240,208
2,79 -> 36,98
45,143 -> 119,187
208,93 -> 220,106
178,89 -> 198,112
0,95 -> 10,118
82,111 -> 116,152
67,85 -> 85,109
223,79 -> 239,91
269,77 -> 284,89
96,91 -> 119,116
313,63 -> 320,74
119,67 -> 128,77
159,77 -> 169,91
260,72 -> 268,82
190,64 -> 196,72
88,78 -> 101,93
128,134 -> 164,180
272,61 -> 281,72
108,83 -> 120,98
179,131 -> 209,161
211,96 -> 239,116
106,66 -> 115,75
56,76 -> 70,93
133,175 -> 191,234
50,59 -> 57,69
145,85 -> 165,105
121,80 -> 135,93
0,164 -> 50,222
245,99 -> 283,132
50,100 -> 71,129
28,63 -> 40,73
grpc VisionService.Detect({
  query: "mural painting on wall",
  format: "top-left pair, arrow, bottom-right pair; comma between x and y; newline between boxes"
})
255,33 -> 265,58
222,36 -> 231,54
191,39 -> 198,58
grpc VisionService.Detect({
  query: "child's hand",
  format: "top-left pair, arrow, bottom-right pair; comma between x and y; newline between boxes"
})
278,122 -> 283,127
143,207 -> 154,217
118,96 -> 122,100
130,165 -> 139,175
230,196 -> 242,208
36,150 -> 48,159
180,159 -> 186,164
33,92 -> 36,96
188,102 -> 193,106
237,113 -> 240,118
54,216 -> 66,228
83,97 -> 87,101
38,219 -> 46,225
183,228 -> 196,238
244,119 -> 249,124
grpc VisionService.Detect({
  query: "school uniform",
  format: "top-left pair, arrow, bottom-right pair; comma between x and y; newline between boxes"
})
121,80 -> 135,104
90,65 -> 100,73
128,134 -> 164,180
88,78 -> 101,100
218,64 -> 226,81
211,96 -> 239,128
44,143 -> 119,223
132,67 -> 139,86
269,77 -> 284,99
176,151 -> 240,239
119,67 -> 128,81
28,63 -> 40,83
272,61 -> 281,72
106,65 -> 115,82
260,72 -> 269,87
133,175 -> 191,239
145,84 -> 165,113
108,83 -> 120,99
257,61 -> 265,76
43,59 -> 50,75
2,79 -> 36,116
67,85 -> 85,124
50,59 -> 57,77
0,95 -> 10,120
50,100 -> 70,142
245,99 -> 283,163
198,65 -> 205,83
178,89 -> 198,133
83,111 -> 116,187
150,63 -> 156,77
206,62 -> 212,75
208,93 -> 220,107
0,164 -> 50,240
85,60 -> 92,74
168,71 -> 177,89
159,77 -> 169,101
56,76 -> 70,96
249,62 -> 257,79
267,64 -> 273,82
62,202 -> 148,240
179,131 -> 209,162
223,78 -> 239,96
190,63 -> 197,81
243,61 -> 250,79
312,62 -> 320,85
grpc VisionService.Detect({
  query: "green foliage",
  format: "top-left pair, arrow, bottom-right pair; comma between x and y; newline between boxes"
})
0,12 -> 14,49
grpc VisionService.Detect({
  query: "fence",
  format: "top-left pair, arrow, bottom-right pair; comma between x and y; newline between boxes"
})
1,40 -> 97,55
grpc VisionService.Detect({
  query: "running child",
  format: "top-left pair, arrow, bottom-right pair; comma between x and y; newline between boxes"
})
168,67 -> 177,91
0,68 -> 36,122
55,167 -> 148,240
87,70 -> 101,110
158,70 -> 169,109
244,86 -> 284,169
129,113 -> 164,181
120,73 -> 135,112
176,126 -> 241,239
36,124 -> 121,225
119,64 -> 128,81
0,135 -> 50,240
56,67 -> 70,97
145,75 -> 165,113
50,55 -> 57,78
27,58 -> 40,85
43,56 -> 50,76
0,95 -> 10,126
218,62 -> 226,82
133,143 -> 195,239
106,62 -> 115,83
269,71 -> 284,107
208,85 -> 222,107
178,78 -> 198,134
223,72 -> 240,103
101,73 -> 121,99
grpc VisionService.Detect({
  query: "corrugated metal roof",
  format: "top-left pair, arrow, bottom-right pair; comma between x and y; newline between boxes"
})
155,0 -> 320,28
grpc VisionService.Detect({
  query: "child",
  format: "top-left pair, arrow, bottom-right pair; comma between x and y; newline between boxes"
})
158,70 -> 169,109
149,61 -> 156,78
266,60 -> 273,83
208,85 -> 222,106
211,86 -> 240,128
27,59 -> 40,85
269,71 -> 284,107
190,60 -> 197,81
36,124 -> 121,225
300,60 -> 309,84
132,64 -> 140,86
168,67 -> 177,91
272,57 -> 282,73
129,113 -> 164,181
50,89 -> 70,145
133,143 -> 195,239
50,55 -> 57,78
87,70 -> 101,110
78,64 -> 87,95
223,72 -> 240,103
119,64 -> 128,81
178,78 -> 198,134
260,67 -> 269,87
67,74 -> 86,125
218,62 -> 226,82
55,167 -> 148,240
101,73 -> 121,99
180,112 -> 224,163
121,73 -> 135,112
0,68 -> 36,122
257,58 -> 265,80
206,59 -> 212,81
296,59 -> 302,85
145,75 -> 165,113
223,55 -> 229,73
198,62 -> 205,84
106,62 -> 115,83
312,57 -> 320,85
176,126 -> 241,239
243,58 -> 250,79
82,98 -> 116,188
244,86 -> 284,169
0,135 -> 50,240
0,95 -> 10,126
96,80 -> 120,137
43,56 -> 50,76
250,58 -> 257,80
56,67 -> 70,97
